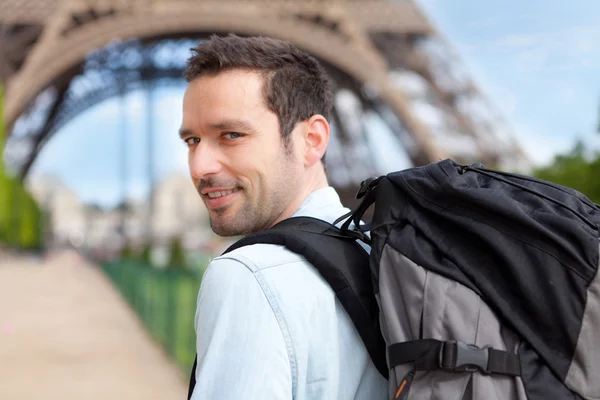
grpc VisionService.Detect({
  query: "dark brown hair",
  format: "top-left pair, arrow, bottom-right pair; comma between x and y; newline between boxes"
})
184,34 -> 334,148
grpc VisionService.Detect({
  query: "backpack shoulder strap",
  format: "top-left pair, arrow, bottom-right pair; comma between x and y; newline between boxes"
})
224,216 -> 388,379
188,217 -> 387,399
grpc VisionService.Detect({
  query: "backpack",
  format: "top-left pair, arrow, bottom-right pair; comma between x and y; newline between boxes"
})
343,159 -> 600,400
188,158 -> 600,400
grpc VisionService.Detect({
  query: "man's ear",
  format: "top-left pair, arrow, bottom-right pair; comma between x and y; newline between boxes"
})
303,114 -> 330,168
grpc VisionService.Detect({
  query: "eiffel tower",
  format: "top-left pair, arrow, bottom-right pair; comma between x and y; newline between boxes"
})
0,0 -> 529,207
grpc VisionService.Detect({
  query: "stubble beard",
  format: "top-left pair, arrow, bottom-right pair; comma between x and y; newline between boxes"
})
208,150 -> 300,237
208,196 -> 263,237
208,180 -> 294,237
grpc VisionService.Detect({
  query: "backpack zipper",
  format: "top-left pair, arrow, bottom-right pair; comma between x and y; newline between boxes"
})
394,369 -> 416,399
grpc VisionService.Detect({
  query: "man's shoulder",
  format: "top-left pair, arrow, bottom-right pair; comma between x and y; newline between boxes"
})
203,242 -> 331,318
213,242 -> 307,273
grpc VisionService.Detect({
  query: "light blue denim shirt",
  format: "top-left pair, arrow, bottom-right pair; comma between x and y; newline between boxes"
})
191,186 -> 388,400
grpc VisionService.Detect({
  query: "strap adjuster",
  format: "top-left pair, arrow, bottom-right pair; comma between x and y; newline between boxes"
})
438,341 -> 491,374
356,176 -> 382,199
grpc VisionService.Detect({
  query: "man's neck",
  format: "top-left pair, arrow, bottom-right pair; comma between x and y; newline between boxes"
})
269,171 -> 329,228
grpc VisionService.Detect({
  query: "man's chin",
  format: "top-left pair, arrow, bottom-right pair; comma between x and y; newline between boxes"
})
209,215 -> 245,237
210,225 -> 244,238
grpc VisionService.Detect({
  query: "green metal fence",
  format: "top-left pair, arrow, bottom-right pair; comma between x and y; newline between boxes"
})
102,259 -> 202,371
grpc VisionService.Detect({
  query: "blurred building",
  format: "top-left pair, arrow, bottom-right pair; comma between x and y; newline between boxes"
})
25,172 -> 214,252
151,172 -> 212,249
26,175 -> 87,247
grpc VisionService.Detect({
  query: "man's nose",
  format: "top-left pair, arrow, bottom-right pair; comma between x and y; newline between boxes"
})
189,143 -> 223,180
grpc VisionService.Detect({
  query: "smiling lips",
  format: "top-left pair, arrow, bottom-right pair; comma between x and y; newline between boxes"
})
203,188 -> 240,209
206,189 -> 239,199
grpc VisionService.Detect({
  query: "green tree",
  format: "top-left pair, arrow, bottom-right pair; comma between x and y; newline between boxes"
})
120,240 -> 135,259
167,236 -> 187,270
533,140 -> 600,204
0,83 -> 8,243
0,81 -> 43,250
140,242 -> 153,265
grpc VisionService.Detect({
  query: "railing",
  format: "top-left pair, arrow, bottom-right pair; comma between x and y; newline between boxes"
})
102,259 -> 202,371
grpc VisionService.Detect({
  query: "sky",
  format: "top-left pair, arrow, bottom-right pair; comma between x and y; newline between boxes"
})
417,0 -> 600,156
27,0 -> 600,207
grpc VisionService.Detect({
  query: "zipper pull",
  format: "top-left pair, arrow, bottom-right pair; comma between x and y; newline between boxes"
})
394,369 -> 416,400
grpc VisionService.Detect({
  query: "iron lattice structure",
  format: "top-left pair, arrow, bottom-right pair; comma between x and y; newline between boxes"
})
0,0 -> 529,205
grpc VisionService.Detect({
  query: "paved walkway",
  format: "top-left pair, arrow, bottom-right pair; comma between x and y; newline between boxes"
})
0,250 -> 189,400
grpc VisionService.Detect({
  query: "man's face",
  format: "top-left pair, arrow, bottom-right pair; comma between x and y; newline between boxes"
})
180,70 -> 303,236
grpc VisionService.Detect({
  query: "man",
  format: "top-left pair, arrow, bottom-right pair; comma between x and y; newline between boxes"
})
180,34 -> 388,399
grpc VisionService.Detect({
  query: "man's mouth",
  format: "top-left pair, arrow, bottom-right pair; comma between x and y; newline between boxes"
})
205,188 -> 240,199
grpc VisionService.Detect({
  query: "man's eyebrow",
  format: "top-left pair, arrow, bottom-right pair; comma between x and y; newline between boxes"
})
178,119 -> 258,139
209,119 -> 258,133
179,128 -> 193,139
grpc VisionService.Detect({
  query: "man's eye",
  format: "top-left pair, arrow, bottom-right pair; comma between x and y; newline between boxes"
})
224,132 -> 243,140
185,137 -> 200,145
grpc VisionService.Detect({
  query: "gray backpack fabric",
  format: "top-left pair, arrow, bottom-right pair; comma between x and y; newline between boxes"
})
343,159 -> 600,400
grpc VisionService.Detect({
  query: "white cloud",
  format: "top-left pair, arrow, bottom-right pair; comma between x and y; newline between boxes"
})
466,13 -> 539,30
481,25 -> 600,73
493,34 -> 538,49
554,85 -> 578,106
569,26 -> 600,54
514,48 -> 550,73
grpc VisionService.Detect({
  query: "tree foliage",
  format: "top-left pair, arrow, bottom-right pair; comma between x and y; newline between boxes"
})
531,94 -> 600,204
167,236 -> 187,270
140,242 -> 153,265
532,142 -> 600,205
0,82 -> 44,250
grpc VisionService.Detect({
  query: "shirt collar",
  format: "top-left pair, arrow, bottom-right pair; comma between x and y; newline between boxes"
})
291,186 -> 347,222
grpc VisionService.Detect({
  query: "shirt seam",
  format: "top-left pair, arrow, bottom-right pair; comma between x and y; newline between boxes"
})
224,256 -> 299,397
217,255 -> 304,271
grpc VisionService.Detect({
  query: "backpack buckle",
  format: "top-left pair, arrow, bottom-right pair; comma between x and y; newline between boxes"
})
438,341 -> 491,374
356,177 -> 382,199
